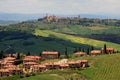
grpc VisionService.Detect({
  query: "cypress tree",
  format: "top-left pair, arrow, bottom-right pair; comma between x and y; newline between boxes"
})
78,47 -> 81,51
104,44 -> 107,54
0,50 -> 4,59
16,53 -> 20,59
65,48 -> 69,58
27,51 -> 31,56
73,47 -> 78,53
87,48 -> 90,55
91,46 -> 94,50
39,52 -> 42,56
58,52 -> 60,58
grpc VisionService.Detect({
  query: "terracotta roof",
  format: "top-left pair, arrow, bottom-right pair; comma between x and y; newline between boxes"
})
8,67 -> 21,71
25,56 -> 41,59
0,69 -> 9,72
81,60 -> 88,63
68,61 -> 77,64
23,58 -> 35,61
60,64 -> 69,67
42,51 -> 58,55
24,62 -> 38,65
101,48 -> 114,50
91,50 -> 101,54
3,65 -> 16,69
74,52 -> 86,55
39,65 -> 46,68
4,57 -> 16,61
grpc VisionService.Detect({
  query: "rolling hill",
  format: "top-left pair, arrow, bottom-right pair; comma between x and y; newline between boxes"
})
34,29 -> 120,51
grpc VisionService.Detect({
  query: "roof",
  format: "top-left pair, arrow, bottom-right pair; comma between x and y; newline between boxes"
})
81,60 -> 88,63
24,62 -> 38,65
3,65 -> 16,69
39,65 -> 46,68
23,58 -> 35,61
74,52 -> 86,55
25,56 -> 41,59
0,69 -> 9,72
91,50 -> 101,54
4,57 -> 16,60
42,51 -> 58,55
8,67 -> 21,71
101,48 -> 114,50
60,64 -> 69,67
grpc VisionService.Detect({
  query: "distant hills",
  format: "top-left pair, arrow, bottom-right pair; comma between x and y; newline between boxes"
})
0,20 -> 19,26
0,13 -> 120,22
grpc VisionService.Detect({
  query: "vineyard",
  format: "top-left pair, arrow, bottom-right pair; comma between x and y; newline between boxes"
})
80,53 -> 120,80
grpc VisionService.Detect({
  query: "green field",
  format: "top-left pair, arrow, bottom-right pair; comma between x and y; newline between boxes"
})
18,74 -> 64,80
53,26 -> 120,35
34,29 -> 120,51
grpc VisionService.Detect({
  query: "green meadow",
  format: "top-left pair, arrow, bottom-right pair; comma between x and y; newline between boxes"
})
34,29 -> 120,51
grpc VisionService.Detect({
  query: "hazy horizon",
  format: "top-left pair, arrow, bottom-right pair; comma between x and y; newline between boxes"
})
0,0 -> 120,21
0,0 -> 120,15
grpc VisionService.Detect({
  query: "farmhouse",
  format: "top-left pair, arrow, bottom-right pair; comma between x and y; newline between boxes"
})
101,48 -> 114,54
90,50 -> 101,55
23,56 -> 41,63
42,51 -> 59,59
74,51 -> 86,56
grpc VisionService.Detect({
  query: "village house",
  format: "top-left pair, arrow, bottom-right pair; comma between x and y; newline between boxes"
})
23,56 -> 41,63
0,69 -> 9,77
68,60 -> 88,69
74,51 -> 86,57
23,62 -> 38,69
45,62 -> 58,70
30,64 -> 46,73
59,63 -> 69,70
101,48 -> 114,54
42,51 -> 59,59
80,60 -> 88,68
0,57 -> 16,68
90,50 -> 101,55
68,61 -> 81,69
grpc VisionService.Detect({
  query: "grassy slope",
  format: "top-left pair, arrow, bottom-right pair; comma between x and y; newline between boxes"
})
53,26 -> 120,35
18,74 -> 64,80
34,29 -> 120,50
79,53 -> 120,80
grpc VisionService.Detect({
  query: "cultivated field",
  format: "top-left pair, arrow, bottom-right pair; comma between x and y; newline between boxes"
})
34,29 -> 120,51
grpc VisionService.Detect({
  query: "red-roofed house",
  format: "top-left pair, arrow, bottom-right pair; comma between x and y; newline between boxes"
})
90,50 -> 101,55
74,52 -> 86,56
101,48 -> 114,54
42,51 -> 59,59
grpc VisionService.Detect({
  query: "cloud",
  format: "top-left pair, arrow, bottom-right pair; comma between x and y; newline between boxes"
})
0,0 -> 120,15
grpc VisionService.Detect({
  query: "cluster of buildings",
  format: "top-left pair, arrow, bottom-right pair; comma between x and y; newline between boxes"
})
0,56 -> 21,77
0,51 -> 88,77
74,48 -> 114,57
38,15 -> 80,22
0,47 -> 114,77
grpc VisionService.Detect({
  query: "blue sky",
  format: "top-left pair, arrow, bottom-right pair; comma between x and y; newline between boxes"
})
0,0 -> 120,15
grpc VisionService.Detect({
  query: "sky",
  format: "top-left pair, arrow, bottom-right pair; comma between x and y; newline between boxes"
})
0,0 -> 120,15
